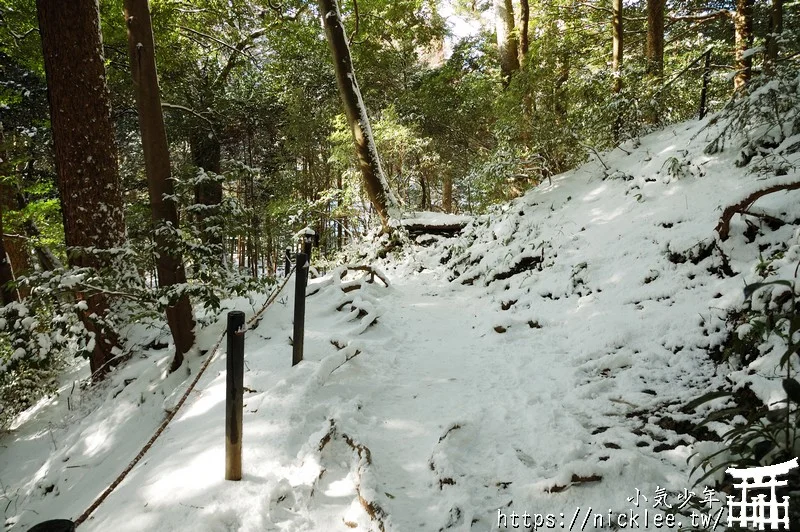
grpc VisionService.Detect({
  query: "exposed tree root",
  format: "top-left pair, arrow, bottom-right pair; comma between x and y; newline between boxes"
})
314,420 -> 390,531
716,181 -> 800,241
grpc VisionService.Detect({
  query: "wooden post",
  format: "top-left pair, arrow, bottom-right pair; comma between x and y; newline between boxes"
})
699,50 -> 711,119
225,310 -> 245,481
292,252 -> 308,366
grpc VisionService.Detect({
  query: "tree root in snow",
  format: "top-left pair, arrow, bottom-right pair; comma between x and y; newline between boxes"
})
716,181 -> 800,241
314,419 -> 389,532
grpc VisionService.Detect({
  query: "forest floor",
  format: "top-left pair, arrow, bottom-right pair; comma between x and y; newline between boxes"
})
3,116 -> 800,531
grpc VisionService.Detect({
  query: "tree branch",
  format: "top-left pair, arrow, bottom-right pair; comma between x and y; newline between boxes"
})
160,102 -> 217,136
211,28 -> 266,90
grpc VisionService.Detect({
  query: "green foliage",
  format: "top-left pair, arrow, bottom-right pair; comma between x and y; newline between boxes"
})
689,274 -> 800,525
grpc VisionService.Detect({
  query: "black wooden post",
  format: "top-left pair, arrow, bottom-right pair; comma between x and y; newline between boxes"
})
292,252 -> 308,366
225,310 -> 245,481
699,49 -> 711,119
27,520 -> 75,532
303,233 -> 313,261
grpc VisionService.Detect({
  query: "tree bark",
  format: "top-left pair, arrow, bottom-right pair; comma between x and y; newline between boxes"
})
612,0 -> 624,141
0,203 -> 19,305
518,0 -> 529,66
612,0 -> 623,95
645,0 -> 665,79
318,0 -> 398,230
37,0 -> 126,377
495,0 -> 520,83
765,0 -> 782,74
443,173 -> 453,213
734,0 -> 754,91
123,0 -> 196,372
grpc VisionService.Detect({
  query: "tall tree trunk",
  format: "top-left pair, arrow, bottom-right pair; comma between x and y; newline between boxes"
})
518,0 -> 529,66
190,125 -> 223,247
734,0 -> 754,91
765,0 -> 783,74
495,0 -> 520,83
123,0 -> 196,372
37,0 -> 126,377
318,0 -> 398,230
645,0 -> 665,78
645,0 -> 665,123
612,0 -> 623,94
612,0 -> 624,141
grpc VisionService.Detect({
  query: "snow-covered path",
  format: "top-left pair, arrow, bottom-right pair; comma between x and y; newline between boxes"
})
6,117 -> 800,531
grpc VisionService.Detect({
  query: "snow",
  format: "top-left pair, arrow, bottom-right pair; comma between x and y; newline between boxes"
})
3,117 -> 800,531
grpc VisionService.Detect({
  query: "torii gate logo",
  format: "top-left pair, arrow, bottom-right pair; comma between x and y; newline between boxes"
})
726,457 -> 798,529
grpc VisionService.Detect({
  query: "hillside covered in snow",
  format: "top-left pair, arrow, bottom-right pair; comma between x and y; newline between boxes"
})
3,112 -> 800,531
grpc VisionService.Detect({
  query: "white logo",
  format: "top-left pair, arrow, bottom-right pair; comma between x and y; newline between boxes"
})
726,457 -> 798,529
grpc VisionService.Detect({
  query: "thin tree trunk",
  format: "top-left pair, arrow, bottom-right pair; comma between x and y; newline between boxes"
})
734,0 -> 754,91
0,124 -> 30,284
612,0 -> 624,141
645,0 -> 665,123
0,203 -> 19,305
318,0 -> 398,230
495,0 -> 520,83
123,0 -> 195,372
646,0 -> 665,78
612,0 -> 623,94
765,0 -> 783,74
443,173 -> 453,213
518,0 -> 529,66
190,125 -> 223,247
37,0 -> 126,377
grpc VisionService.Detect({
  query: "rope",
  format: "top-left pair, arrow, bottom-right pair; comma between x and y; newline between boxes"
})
73,270 -> 296,527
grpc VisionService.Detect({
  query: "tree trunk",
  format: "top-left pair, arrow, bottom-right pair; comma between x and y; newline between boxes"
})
318,0 -> 398,230
190,125 -> 223,247
645,0 -> 665,78
0,124 -> 30,284
612,0 -> 624,141
495,0 -> 520,83
0,203 -> 19,305
765,0 -> 782,74
734,0 -> 754,91
612,0 -> 623,95
518,0 -> 529,66
123,0 -> 196,372
37,0 -> 126,377
443,173 -> 453,213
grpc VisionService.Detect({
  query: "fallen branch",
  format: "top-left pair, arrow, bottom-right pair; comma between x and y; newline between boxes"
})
716,181 -> 800,241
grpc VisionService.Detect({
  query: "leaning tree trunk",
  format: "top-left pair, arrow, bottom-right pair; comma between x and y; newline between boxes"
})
495,0 -> 520,83
37,0 -> 126,377
123,0 -> 196,372
734,0 -> 754,91
318,0 -> 398,230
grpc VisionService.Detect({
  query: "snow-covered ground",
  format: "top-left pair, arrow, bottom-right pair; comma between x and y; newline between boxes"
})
3,117 -> 800,531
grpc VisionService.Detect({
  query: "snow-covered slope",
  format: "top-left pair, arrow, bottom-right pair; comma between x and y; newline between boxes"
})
3,117 -> 800,531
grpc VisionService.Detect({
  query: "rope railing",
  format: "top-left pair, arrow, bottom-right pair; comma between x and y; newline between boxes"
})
71,269 -> 295,527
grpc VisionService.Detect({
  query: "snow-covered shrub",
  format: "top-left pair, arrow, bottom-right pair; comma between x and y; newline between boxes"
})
0,183 -> 275,427
691,274 -> 800,527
